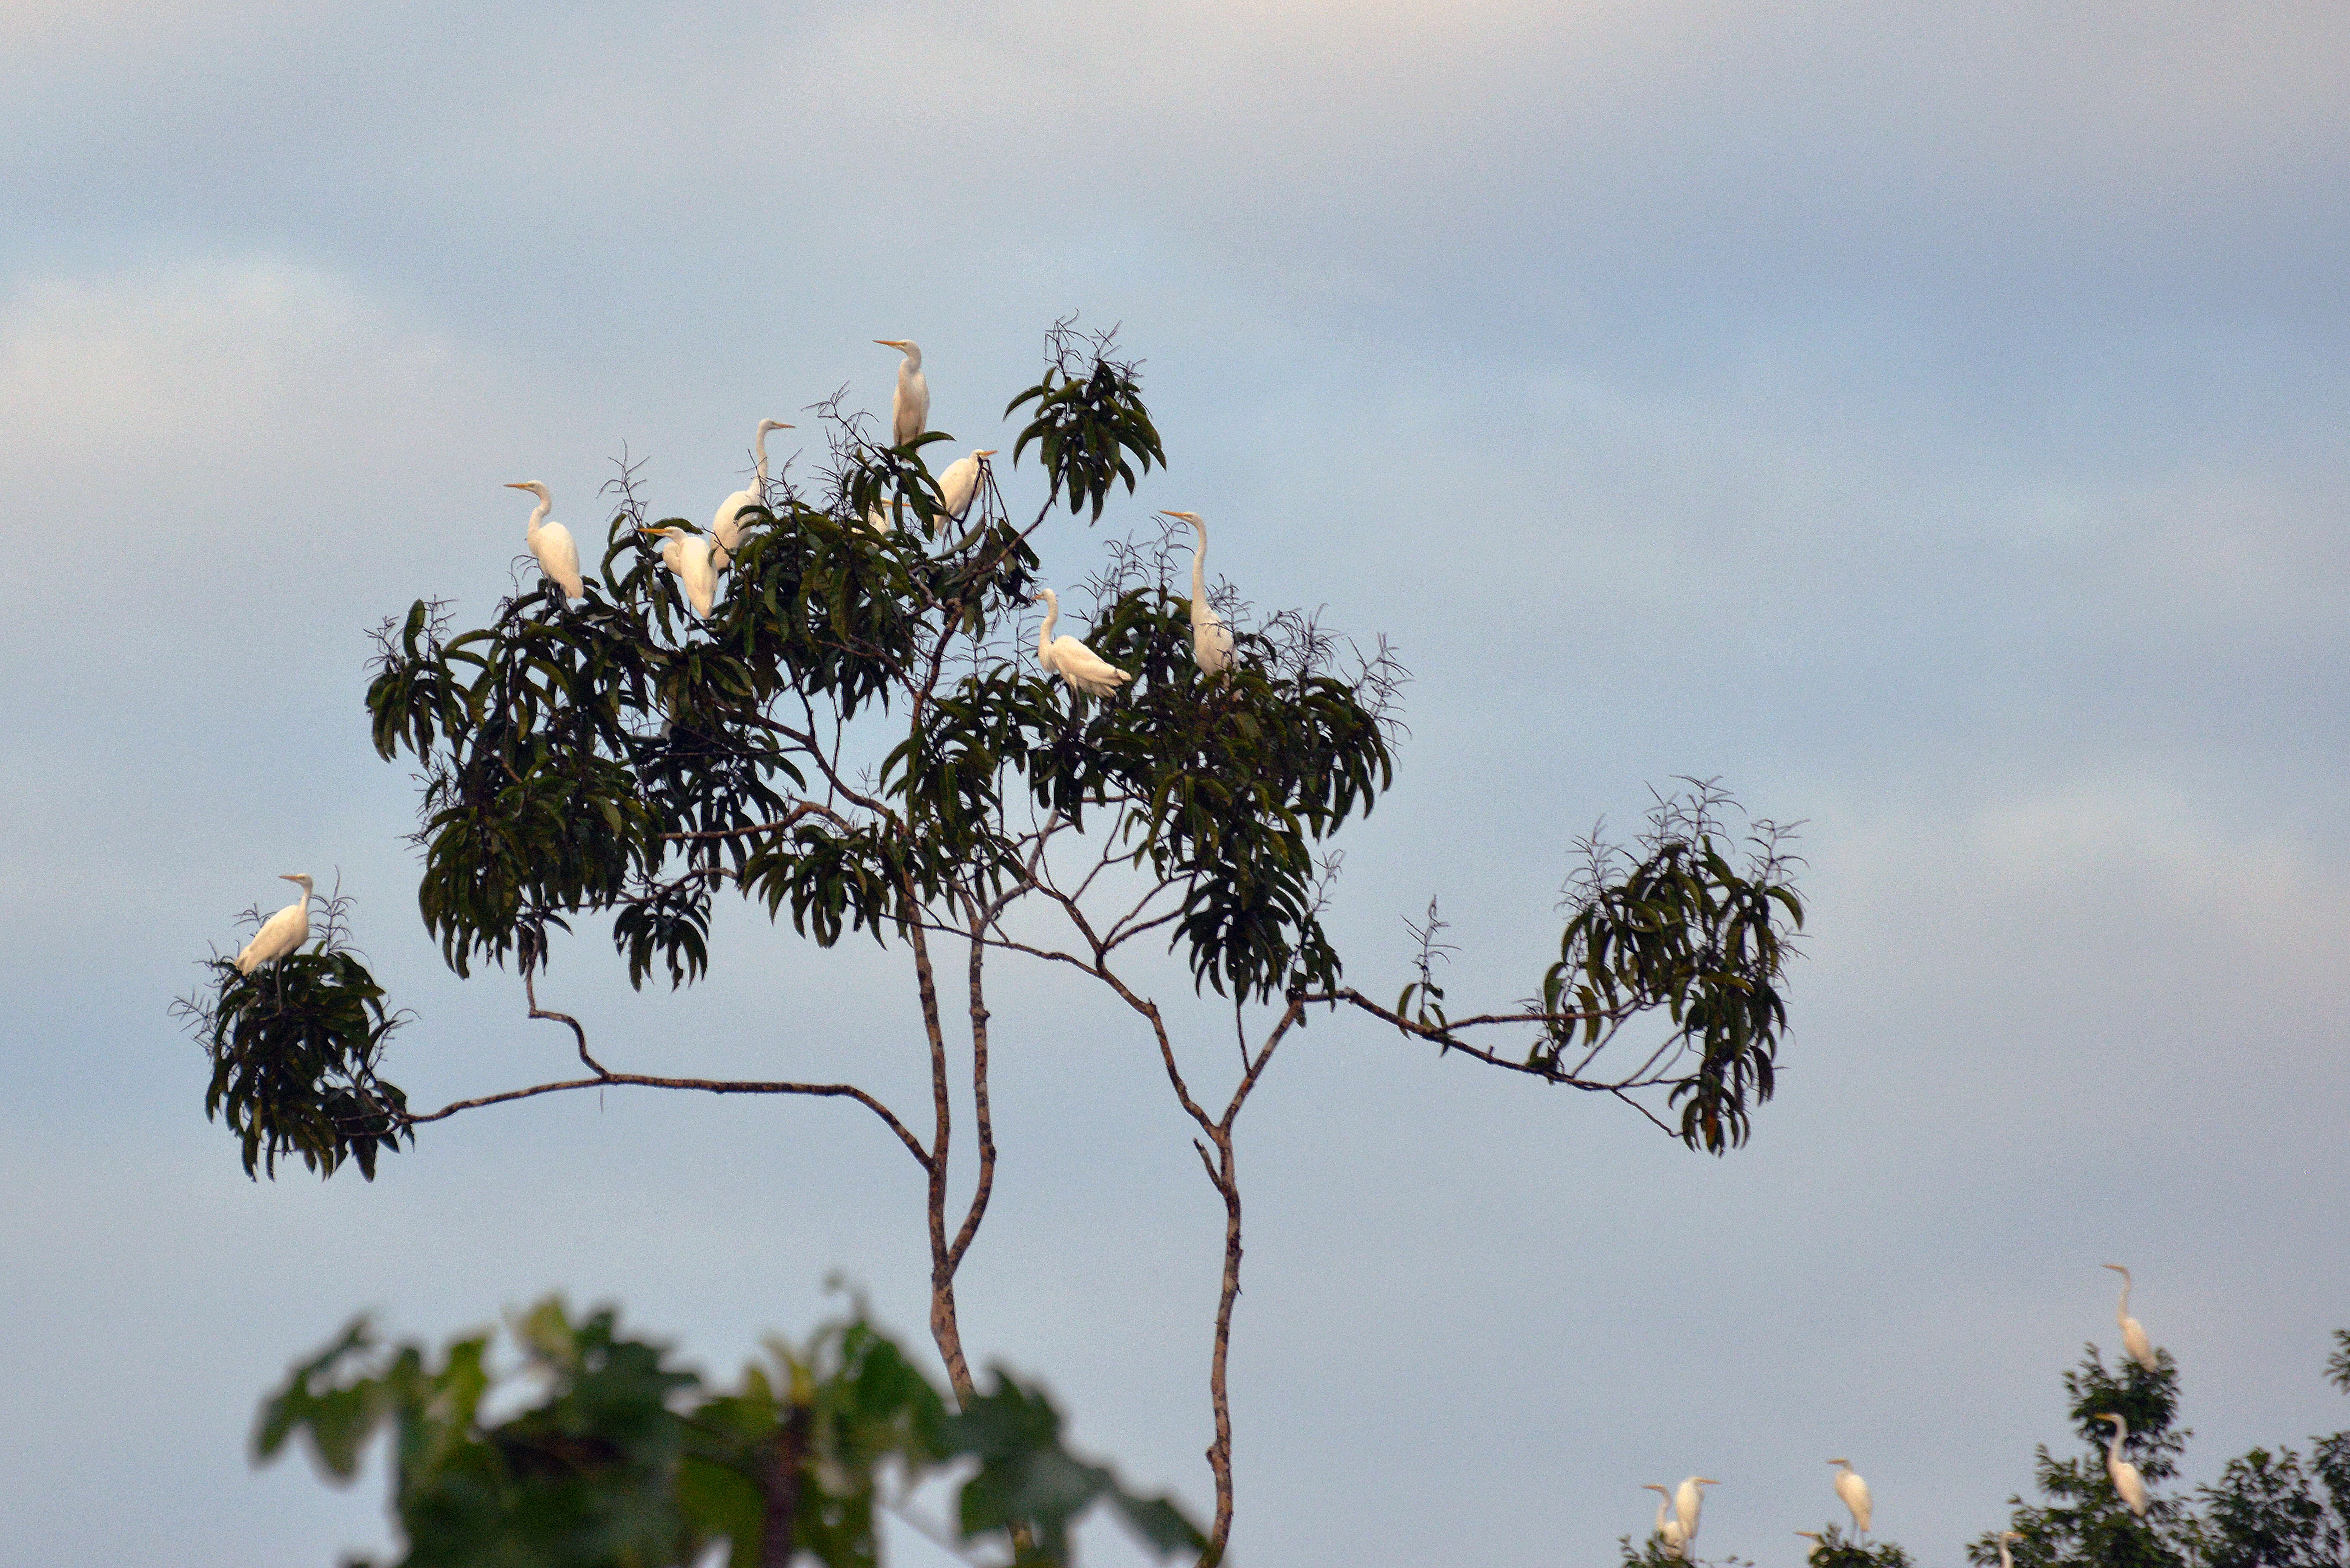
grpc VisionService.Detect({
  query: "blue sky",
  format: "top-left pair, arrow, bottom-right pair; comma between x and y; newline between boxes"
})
3,3 -> 2346,1564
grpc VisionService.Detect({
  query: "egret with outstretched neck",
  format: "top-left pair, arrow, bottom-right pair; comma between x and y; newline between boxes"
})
1642,1485 -> 1687,1560
235,874 -> 315,974
505,482 -> 583,601
1830,1459 -> 1872,1535
874,339 -> 929,447
713,419 -> 791,569
1033,589 -> 1132,697
2097,1413 -> 2149,1517
1997,1530 -> 2024,1568
2104,1265 -> 2158,1371
1674,1477 -> 1719,1550
1162,511 -> 1234,676
936,449 -> 995,533
641,525 -> 718,619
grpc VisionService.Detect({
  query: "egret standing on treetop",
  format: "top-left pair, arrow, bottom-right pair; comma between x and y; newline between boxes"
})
641,525 -> 718,619
1032,588 -> 1132,698
874,339 -> 929,447
1674,1477 -> 1719,1550
2104,1264 -> 2159,1371
2097,1413 -> 2149,1517
936,448 -> 995,533
1162,511 -> 1235,676
504,482 -> 583,602
1642,1484 -> 1687,1560
712,419 -> 791,569
1830,1459 -> 1873,1535
234,873 -> 315,974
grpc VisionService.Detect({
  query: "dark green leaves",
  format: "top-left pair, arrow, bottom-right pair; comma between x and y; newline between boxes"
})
945,1371 -> 1207,1565
1540,786 -> 1804,1153
256,1299 -> 1206,1568
1005,328 -> 1164,521
181,950 -> 409,1180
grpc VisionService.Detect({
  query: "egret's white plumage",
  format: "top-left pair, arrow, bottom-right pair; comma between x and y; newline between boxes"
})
1161,511 -> 1234,676
1830,1460 -> 1873,1534
713,419 -> 791,569
1674,1477 -> 1719,1549
874,339 -> 929,447
1643,1484 -> 1688,1560
2105,1265 -> 2158,1372
1998,1530 -> 2024,1568
1033,588 -> 1132,698
2098,1414 -> 2149,1517
505,481 -> 583,601
641,525 -> 718,619
936,448 -> 996,533
1796,1531 -> 1827,1564
235,873 -> 315,975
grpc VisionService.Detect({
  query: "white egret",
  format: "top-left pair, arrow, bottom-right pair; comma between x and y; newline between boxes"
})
1161,510 -> 1234,676
641,525 -> 718,619
1997,1529 -> 2024,1568
1829,1459 -> 1873,1535
2104,1265 -> 2158,1372
1033,589 -> 1132,698
936,448 -> 996,533
1674,1477 -> 1719,1549
1642,1484 -> 1688,1559
712,418 -> 792,569
504,481 -> 584,601
874,339 -> 929,447
235,873 -> 315,974
2096,1413 -> 2149,1517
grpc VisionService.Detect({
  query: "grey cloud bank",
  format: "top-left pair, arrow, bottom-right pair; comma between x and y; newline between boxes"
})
2,2 -> 2346,1564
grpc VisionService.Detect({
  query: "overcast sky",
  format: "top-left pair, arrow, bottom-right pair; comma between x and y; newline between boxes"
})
4,3 -> 2347,1564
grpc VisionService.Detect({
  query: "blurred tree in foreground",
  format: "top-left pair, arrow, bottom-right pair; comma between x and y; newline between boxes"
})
260,1295 -> 1201,1568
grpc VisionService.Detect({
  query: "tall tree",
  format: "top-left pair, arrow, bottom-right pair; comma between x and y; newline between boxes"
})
183,321 -> 1804,1562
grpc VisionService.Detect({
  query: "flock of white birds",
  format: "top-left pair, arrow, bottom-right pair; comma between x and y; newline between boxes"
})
229,340 -> 1240,964
501,338 -> 1234,691
1641,1267 -> 2163,1564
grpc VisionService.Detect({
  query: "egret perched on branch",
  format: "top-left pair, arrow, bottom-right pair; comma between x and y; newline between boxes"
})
2096,1413 -> 2148,1517
712,419 -> 791,569
1033,588 -> 1132,698
936,448 -> 995,533
1161,510 -> 1234,676
234,874 -> 315,974
1642,1484 -> 1687,1559
1997,1530 -> 2024,1568
874,339 -> 929,447
641,525 -> 718,619
504,481 -> 583,601
1829,1459 -> 1872,1535
1674,1477 -> 1719,1550
2104,1264 -> 2158,1372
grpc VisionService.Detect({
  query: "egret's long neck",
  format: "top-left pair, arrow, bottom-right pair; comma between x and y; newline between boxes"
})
2109,1418 -> 2128,1456
1191,518 -> 1209,598
2116,1274 -> 2132,1318
1037,594 -> 1058,653
754,430 -> 770,485
527,498 -> 551,539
